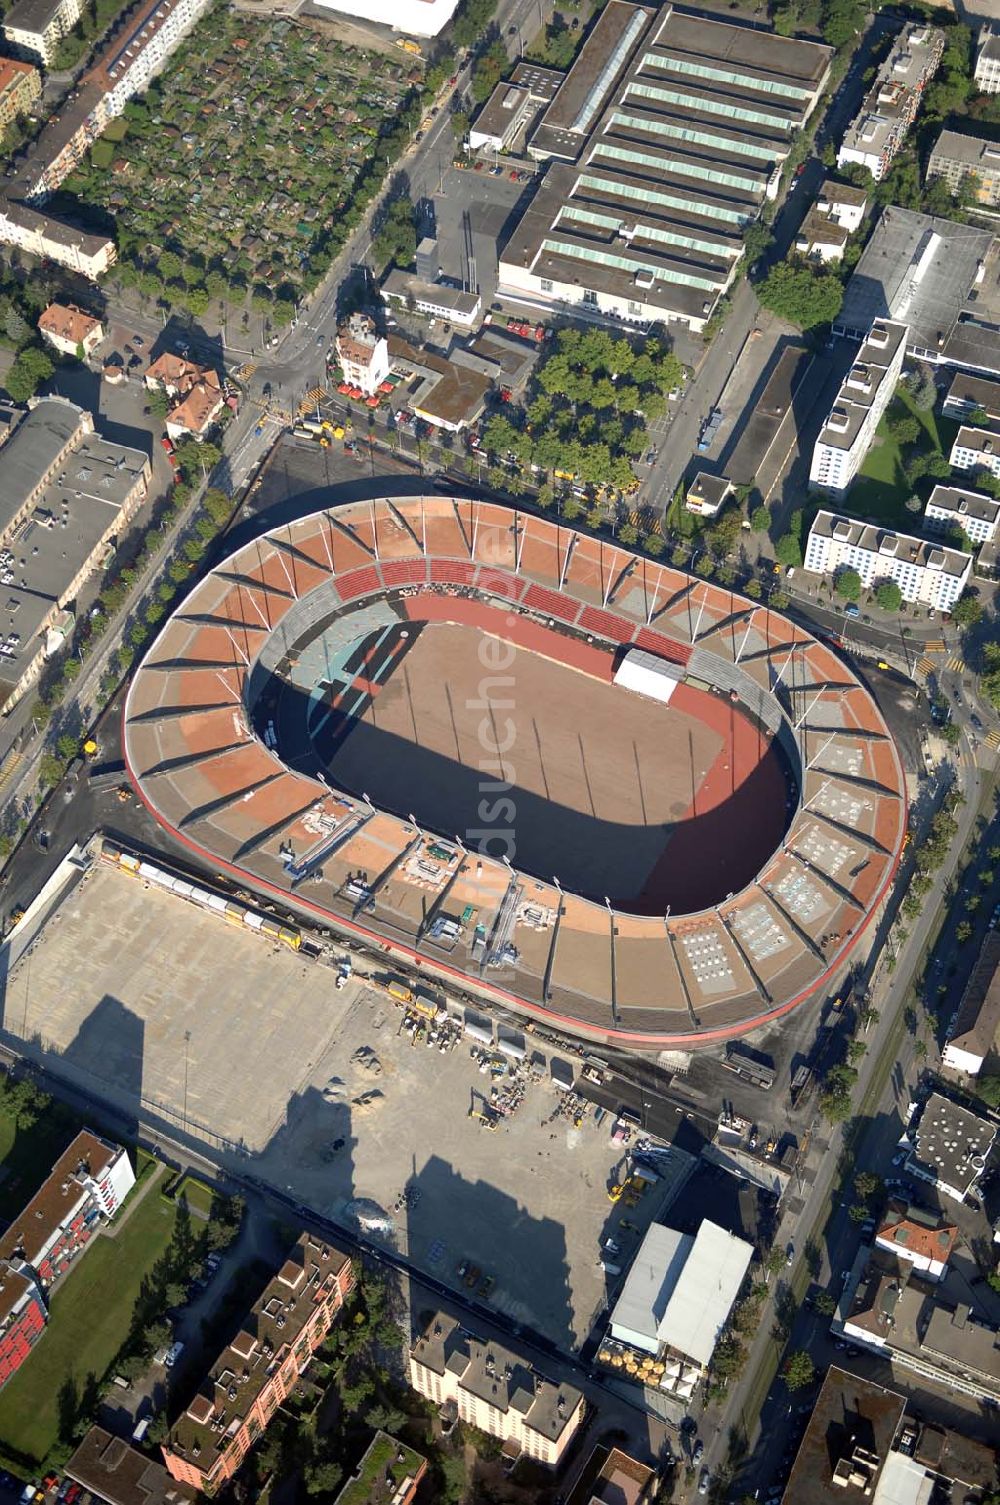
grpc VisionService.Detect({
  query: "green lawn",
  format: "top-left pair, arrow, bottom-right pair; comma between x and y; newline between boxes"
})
168,1173 -> 214,1219
0,1168 -> 174,1466
849,386 -> 959,526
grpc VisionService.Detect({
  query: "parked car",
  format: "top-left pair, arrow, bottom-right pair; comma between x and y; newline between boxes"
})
844,603 -> 860,618
699,1470 -> 711,1496
692,1440 -> 704,1464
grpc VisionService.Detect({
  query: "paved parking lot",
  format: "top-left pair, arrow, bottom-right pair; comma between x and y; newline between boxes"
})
4,860 -> 690,1349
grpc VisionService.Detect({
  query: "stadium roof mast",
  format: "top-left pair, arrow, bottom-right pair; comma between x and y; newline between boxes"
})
733,607 -> 763,663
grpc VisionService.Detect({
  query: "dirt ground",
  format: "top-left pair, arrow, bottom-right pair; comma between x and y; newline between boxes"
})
326,622 -> 721,907
4,860 -> 694,1348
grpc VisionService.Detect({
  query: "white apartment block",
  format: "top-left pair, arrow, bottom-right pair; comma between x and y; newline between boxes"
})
809,319 -> 907,494
2,0 -> 82,67
817,179 -> 868,234
0,200 -> 115,278
975,28 -> 1000,94
93,0 -> 211,116
804,512 -> 972,611
409,1313 -> 583,1466
837,25 -> 943,181
951,421 -> 1000,481
924,484 -> 1000,546
335,312 -> 390,397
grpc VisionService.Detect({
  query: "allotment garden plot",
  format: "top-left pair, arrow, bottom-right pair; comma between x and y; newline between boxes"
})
65,11 -> 414,292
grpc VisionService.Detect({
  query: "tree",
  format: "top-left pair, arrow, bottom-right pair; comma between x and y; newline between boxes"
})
977,1075 -> 1000,1108
854,1170 -> 880,1199
756,263 -> 843,331
5,344 -> 54,403
751,504 -> 770,533
371,196 -> 417,272
775,532 -> 802,568
875,581 -> 902,612
835,568 -> 862,602
847,1039 -> 867,1065
956,919 -> 973,943
304,1462 -> 343,1495
952,594 -> 982,627
765,1246 -> 787,1276
814,1291 -> 837,1316
783,1350 -> 815,1391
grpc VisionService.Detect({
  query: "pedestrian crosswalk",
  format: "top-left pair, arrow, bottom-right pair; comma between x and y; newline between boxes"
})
923,639 -> 947,654
0,750 -> 23,799
986,728 -> 1000,753
303,386 -> 327,409
916,657 -> 935,680
947,655 -> 964,673
233,362 -> 257,381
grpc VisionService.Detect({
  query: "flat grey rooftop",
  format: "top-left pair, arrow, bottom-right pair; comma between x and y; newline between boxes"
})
835,207 -> 999,364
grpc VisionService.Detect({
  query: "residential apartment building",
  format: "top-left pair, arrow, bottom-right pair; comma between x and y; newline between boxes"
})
0,199 -> 115,278
498,1 -> 831,334
924,484 -> 1000,546
38,302 -> 104,358
145,353 -> 224,441
905,1091 -> 996,1202
840,1249 -> 1000,1403
951,414 -> 1000,479
794,180 -> 868,263
162,1237 -> 353,1494
332,1432 -> 427,1505
942,933 -> 1000,1075
571,1448 -> 656,1505
803,512 -> 972,610
874,1204 -> 957,1282
837,24 -> 943,181
0,398 -> 149,712
0,1265 -> 47,1391
409,1312 -> 584,1466
2,0 -> 81,66
809,320 -> 907,493
0,0 -> 211,273
974,27 -> 1000,94
927,127 -> 1000,209
0,58 -> 41,128
67,1427 -> 196,1505
0,1131 -> 134,1391
942,371 -> 1000,423
335,312 -> 390,398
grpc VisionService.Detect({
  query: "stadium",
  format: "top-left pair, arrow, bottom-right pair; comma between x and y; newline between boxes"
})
122,496 -> 906,1049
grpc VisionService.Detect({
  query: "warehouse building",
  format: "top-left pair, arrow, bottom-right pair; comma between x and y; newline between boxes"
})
162,1237 -> 354,1494
927,127 -> 1000,210
837,24 -> 943,182
603,1220 -> 752,1398
0,397 -> 150,712
498,1 -> 831,332
469,64 -> 562,155
834,207 -> 1000,375
409,1312 -> 584,1466
809,319 -> 906,494
803,512 -> 972,610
